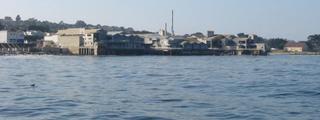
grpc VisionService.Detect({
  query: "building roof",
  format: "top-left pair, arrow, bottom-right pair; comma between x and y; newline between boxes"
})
57,28 -> 99,35
284,42 -> 307,48
181,38 -> 205,45
234,37 -> 249,41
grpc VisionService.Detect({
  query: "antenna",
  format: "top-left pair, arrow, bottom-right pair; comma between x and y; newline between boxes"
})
171,10 -> 175,36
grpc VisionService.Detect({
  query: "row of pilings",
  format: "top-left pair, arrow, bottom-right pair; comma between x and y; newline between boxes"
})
0,43 -> 33,55
102,48 -> 267,56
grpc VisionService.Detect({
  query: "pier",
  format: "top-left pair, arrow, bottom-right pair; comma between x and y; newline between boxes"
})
102,48 -> 267,56
0,43 -> 32,55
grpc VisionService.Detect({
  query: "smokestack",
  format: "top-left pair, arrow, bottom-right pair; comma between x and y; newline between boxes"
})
171,10 -> 175,36
165,23 -> 168,36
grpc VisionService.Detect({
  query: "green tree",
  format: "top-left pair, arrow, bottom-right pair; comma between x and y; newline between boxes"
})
0,22 -> 4,30
267,38 -> 288,49
28,25 -> 50,32
307,34 -> 320,51
75,20 -> 87,28
16,15 -> 22,21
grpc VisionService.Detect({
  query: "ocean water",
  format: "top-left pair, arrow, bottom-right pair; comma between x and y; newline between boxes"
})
0,55 -> 319,120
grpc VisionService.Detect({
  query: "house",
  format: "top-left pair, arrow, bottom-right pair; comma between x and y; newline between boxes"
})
181,37 -> 208,50
284,42 -> 308,52
0,30 -> 25,44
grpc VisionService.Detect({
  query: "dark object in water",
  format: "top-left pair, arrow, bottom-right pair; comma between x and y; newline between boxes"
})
31,84 -> 36,87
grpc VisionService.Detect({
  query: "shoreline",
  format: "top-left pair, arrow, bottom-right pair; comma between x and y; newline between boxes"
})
1,53 -> 320,56
270,52 -> 320,56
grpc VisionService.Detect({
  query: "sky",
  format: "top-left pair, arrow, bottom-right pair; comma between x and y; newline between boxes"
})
0,0 -> 319,40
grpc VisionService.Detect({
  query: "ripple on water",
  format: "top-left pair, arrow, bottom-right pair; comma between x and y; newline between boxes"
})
206,113 -> 250,120
159,99 -> 183,103
12,74 -> 25,77
46,100 -> 79,107
260,92 -> 296,98
126,116 -> 173,120
146,73 -> 183,77
182,84 -> 211,89
0,87 -> 11,93
14,96 -> 45,101
63,75 -> 77,78
295,90 -> 320,97
261,90 -> 320,99
0,107 -> 57,117
1,56 -> 320,120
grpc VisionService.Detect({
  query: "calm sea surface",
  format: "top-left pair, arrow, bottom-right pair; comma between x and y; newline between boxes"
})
0,55 -> 319,120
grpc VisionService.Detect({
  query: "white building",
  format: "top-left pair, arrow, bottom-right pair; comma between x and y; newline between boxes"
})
0,30 -> 25,44
24,30 -> 44,37
255,43 -> 266,52
44,34 -> 59,44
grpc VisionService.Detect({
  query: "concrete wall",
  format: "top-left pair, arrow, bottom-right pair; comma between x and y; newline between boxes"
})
59,36 -> 81,55
44,35 -> 59,44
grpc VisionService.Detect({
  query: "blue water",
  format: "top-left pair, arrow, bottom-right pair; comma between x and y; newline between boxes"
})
0,55 -> 320,120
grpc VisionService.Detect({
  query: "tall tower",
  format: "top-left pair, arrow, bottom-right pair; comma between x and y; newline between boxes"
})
171,10 -> 175,36
165,23 -> 168,36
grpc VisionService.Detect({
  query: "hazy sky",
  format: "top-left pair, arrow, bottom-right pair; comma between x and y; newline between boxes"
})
1,0 -> 319,40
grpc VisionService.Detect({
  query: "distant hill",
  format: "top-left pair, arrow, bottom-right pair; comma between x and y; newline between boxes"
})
0,15 -> 136,33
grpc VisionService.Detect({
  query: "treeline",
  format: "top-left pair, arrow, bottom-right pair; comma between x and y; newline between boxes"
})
266,34 -> 320,52
0,15 -> 135,33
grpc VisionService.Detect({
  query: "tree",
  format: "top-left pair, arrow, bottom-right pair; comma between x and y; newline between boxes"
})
59,21 -> 65,25
267,38 -> 288,49
307,34 -> 320,51
25,35 -> 43,42
75,20 -> 87,28
16,15 -> 22,21
0,22 -> 4,30
28,25 -> 50,32
4,16 -> 13,21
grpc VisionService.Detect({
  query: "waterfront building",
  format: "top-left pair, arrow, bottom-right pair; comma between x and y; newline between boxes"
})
59,36 -> 83,54
284,42 -> 308,52
181,37 -> 208,50
44,34 -> 59,44
106,34 -> 145,49
24,30 -> 45,44
234,37 -> 249,50
136,33 -> 163,49
168,36 -> 186,49
57,28 -> 107,55
0,30 -> 25,44
24,30 -> 44,37
207,30 -> 215,37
